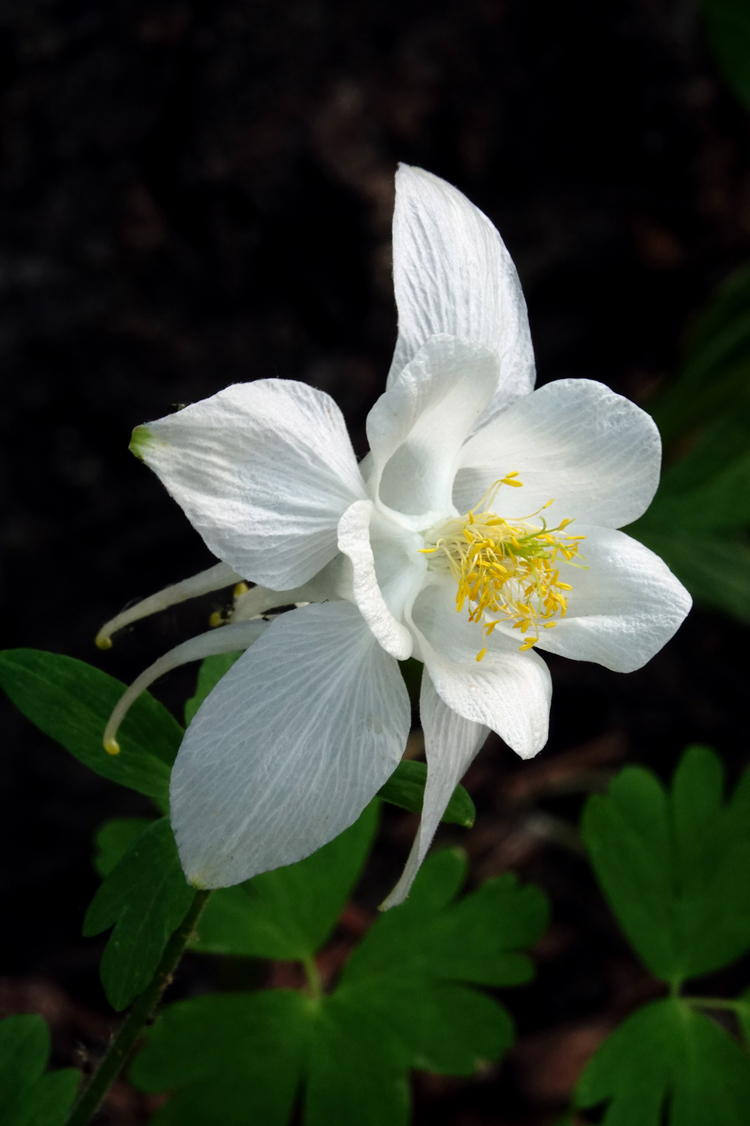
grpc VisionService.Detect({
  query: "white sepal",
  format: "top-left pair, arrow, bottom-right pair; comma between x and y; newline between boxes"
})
381,669 -> 488,909
454,378 -> 662,528
388,165 -> 535,419
135,379 -> 366,590
170,602 -> 411,888
532,525 -> 692,672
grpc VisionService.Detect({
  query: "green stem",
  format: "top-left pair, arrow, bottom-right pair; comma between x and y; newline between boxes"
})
302,954 -> 323,1001
682,995 -> 747,1013
65,889 -> 211,1126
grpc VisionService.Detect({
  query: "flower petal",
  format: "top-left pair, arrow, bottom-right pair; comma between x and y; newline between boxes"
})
381,669 -> 488,908
408,579 -> 551,759
337,500 -> 420,659
135,380 -> 366,590
368,334 -> 500,522
388,165 -> 535,417
171,601 -> 411,888
454,378 -> 662,528
532,525 -> 692,672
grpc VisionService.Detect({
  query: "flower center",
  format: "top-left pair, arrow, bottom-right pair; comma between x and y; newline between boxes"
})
421,474 -> 585,660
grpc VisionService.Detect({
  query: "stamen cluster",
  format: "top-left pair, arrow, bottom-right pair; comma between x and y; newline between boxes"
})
422,475 -> 585,659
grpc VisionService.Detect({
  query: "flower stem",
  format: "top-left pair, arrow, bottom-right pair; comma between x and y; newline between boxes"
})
302,954 -> 323,1000
65,889 -> 212,1126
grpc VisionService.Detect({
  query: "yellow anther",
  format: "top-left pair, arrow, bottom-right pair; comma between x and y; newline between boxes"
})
95,633 -> 113,650
209,610 -> 224,628
476,647 -> 487,662
233,582 -> 249,598
104,737 -> 121,756
422,474 -> 585,657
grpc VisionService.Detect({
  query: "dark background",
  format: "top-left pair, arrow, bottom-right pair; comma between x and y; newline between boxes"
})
1,1 -> 749,1123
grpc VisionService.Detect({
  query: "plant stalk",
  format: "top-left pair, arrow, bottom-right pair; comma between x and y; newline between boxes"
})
65,889 -> 211,1126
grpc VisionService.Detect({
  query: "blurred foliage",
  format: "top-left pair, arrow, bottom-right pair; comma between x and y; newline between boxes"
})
572,746 -> 750,1125
702,0 -> 750,109
630,263 -> 750,622
0,1015 -> 78,1126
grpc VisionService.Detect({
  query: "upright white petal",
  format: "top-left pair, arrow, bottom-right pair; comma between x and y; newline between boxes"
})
531,525 -> 692,673
337,500 -> 420,660
134,380 -> 366,591
368,334 -> 500,523
454,379 -> 662,528
382,670 -> 488,909
171,602 -> 411,888
408,579 -> 551,759
388,165 -> 535,417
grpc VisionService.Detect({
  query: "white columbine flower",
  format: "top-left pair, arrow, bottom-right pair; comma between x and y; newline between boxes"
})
99,166 -> 691,906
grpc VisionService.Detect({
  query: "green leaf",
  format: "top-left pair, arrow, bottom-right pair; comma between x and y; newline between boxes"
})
702,0 -> 750,109
0,649 -> 182,806
304,996 -> 410,1126
377,760 -> 475,827
574,998 -> 750,1125
185,652 -> 242,726
131,990 -> 312,1126
92,817 -> 153,877
581,746 -> 750,985
84,818 -> 194,1010
132,849 -> 548,1123
0,1015 -> 79,1126
336,848 -> 545,1074
191,800 -> 379,959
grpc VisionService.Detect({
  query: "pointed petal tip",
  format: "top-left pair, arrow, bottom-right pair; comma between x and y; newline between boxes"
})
128,425 -> 154,461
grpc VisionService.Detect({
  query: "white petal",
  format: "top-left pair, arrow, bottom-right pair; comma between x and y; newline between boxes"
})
408,579 -> 551,759
95,561 -> 241,649
102,620 -> 269,753
171,601 -> 410,888
388,166 -> 535,419
368,335 -> 500,523
337,500 -> 420,660
532,525 -> 692,673
135,380 -> 366,590
454,379 -> 662,528
382,670 -> 488,909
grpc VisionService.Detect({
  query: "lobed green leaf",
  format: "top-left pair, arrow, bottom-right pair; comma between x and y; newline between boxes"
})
84,818 -> 194,1010
574,998 -> 750,1125
581,745 -> 750,985
132,848 -> 549,1123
